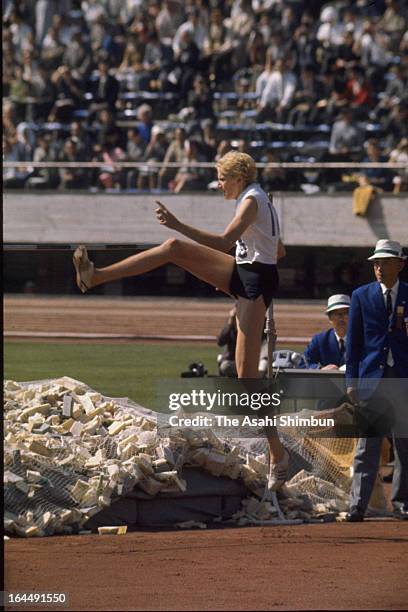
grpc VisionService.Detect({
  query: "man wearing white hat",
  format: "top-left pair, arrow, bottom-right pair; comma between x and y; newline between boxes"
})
303,294 -> 350,370
345,239 -> 408,521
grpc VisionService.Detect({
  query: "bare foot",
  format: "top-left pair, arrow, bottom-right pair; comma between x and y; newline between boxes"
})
73,245 -> 95,293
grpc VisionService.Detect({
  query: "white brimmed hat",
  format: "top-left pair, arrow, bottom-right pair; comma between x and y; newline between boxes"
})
367,239 -> 407,260
326,294 -> 351,313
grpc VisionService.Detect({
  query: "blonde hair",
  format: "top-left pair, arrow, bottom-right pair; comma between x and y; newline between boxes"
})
216,151 -> 257,184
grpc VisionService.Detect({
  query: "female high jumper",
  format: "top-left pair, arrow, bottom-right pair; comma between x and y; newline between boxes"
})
73,151 -> 289,490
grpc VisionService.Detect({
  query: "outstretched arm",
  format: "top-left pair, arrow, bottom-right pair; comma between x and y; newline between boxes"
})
155,197 -> 257,253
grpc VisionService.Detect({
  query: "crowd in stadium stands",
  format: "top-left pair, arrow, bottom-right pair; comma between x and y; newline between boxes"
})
3,0 -> 408,192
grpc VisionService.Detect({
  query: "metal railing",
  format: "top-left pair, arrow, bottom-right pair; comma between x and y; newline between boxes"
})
3,161 -> 408,169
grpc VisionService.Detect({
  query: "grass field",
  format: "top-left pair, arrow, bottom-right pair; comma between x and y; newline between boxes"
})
3,341 -> 219,409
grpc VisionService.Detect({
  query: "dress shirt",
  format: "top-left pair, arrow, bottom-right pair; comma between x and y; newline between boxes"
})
380,280 -> 399,367
334,331 -> 346,356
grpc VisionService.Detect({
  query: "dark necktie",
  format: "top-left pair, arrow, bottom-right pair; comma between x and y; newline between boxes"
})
339,338 -> 345,356
386,289 -> 393,318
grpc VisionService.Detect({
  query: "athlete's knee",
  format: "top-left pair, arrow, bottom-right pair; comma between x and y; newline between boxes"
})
161,237 -> 182,255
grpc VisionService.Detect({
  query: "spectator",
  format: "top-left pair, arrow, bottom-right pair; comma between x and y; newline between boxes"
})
62,29 -> 92,80
255,48 -> 274,100
93,107 -> 117,148
137,125 -> 168,190
376,64 -> 406,115
288,64 -> 323,125
316,5 -> 343,47
120,0 -> 145,25
337,30 -> 360,66
98,130 -> 126,190
257,58 -> 297,122
126,126 -> 145,161
9,64 -> 31,102
141,30 -> 174,90
168,29 -> 200,103
51,14 -> 72,47
382,103 -> 408,149
16,124 -> 33,159
3,134 -> 33,188
200,118 -> 217,159
169,138 -> 209,193
27,133 -> 59,189
82,0 -> 105,27
31,63 -> 55,100
158,126 -> 186,190
378,0 -> 406,40
127,17 -> 150,61
245,29 -> 266,72
203,7 -> 226,57
389,138 -> 408,193
118,39 -> 143,74
202,7 -> 229,82
35,0 -> 60,45
358,24 -> 394,88
293,18 -> 319,72
172,6 -> 207,57
185,74 -> 215,121
340,8 -> 364,41
69,120 -> 92,159
329,107 -> 363,155
345,65 -> 372,114
281,5 -> 298,39
90,58 -> 119,113
311,68 -> 342,123
40,25 -> 65,71
264,30 -> 286,64
228,0 -> 255,43
20,48 -> 39,86
125,127 -> 145,189
49,65 -> 83,122
136,103 -> 154,146
8,9 -> 33,62
361,138 -> 394,191
58,138 -> 89,189
155,0 -> 185,44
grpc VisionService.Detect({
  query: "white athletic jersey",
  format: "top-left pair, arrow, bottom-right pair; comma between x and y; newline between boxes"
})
234,183 -> 280,265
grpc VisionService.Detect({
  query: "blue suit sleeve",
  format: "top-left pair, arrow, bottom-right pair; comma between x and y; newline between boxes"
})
303,335 -> 321,369
346,291 -> 364,385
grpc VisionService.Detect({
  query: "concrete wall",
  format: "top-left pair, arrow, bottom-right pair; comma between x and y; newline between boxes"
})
4,191 -> 408,247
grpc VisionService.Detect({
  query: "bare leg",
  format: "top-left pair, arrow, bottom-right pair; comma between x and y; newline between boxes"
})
83,238 -> 236,296
266,435 -> 285,462
235,296 -> 265,378
235,296 -> 285,464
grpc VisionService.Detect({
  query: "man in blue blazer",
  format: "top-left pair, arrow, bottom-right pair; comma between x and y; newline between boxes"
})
346,239 -> 408,521
303,294 -> 350,370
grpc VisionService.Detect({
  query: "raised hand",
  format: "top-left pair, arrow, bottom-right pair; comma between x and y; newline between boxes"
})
155,201 -> 180,230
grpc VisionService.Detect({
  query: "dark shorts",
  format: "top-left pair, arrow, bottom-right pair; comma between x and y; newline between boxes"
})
229,262 -> 279,308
